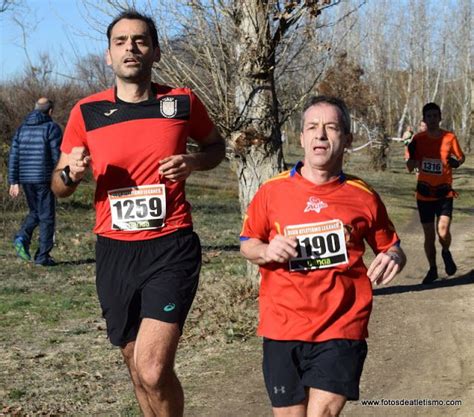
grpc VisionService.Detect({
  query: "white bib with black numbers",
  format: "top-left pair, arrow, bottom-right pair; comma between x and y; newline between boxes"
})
421,158 -> 442,175
108,184 -> 166,231
284,220 -> 348,272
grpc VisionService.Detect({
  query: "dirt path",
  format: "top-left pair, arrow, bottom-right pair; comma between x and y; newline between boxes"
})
182,214 -> 474,417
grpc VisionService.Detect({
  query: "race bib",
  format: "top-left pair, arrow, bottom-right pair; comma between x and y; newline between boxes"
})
108,184 -> 166,231
421,158 -> 442,175
284,220 -> 348,272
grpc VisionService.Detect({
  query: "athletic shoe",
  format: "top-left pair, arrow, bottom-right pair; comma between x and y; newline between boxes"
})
441,250 -> 457,276
35,257 -> 57,267
14,237 -> 31,261
422,267 -> 438,284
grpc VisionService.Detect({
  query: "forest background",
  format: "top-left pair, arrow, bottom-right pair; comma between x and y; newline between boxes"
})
0,1 -> 473,416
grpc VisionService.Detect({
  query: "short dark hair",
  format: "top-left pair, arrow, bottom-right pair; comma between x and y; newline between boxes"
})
107,10 -> 159,49
422,102 -> 441,118
300,96 -> 351,134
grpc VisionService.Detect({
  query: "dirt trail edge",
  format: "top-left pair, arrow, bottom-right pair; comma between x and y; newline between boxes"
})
181,215 -> 474,417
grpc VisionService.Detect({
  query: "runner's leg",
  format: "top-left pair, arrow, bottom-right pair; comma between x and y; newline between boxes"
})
421,222 -> 436,268
121,341 -> 155,417
134,319 -> 183,417
272,404 -> 306,417
306,388 -> 347,417
437,215 -> 452,250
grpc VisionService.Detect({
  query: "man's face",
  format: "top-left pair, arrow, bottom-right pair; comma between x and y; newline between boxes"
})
106,18 -> 159,83
423,109 -> 441,131
300,103 -> 352,173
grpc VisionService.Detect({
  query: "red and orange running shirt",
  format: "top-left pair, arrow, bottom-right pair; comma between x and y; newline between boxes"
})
411,130 -> 464,201
240,162 -> 400,342
61,83 -> 214,240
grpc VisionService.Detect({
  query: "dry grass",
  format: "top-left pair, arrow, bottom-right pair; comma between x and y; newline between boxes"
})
1,152 -> 472,416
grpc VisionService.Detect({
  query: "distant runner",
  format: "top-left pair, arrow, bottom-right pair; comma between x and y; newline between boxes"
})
406,102 -> 465,284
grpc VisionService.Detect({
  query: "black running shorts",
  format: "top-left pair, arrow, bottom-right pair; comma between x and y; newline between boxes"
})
263,338 -> 368,407
95,228 -> 201,346
417,198 -> 453,224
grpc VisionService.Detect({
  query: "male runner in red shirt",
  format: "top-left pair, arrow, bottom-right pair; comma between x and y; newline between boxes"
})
240,96 -> 406,417
407,102 -> 465,284
51,10 -> 225,417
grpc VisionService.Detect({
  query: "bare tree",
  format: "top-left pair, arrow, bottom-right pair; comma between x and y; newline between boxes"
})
78,0 -> 346,215
75,53 -> 115,92
0,0 -> 20,13
158,1 -> 350,216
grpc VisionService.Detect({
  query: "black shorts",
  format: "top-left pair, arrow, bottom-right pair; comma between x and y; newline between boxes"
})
417,198 -> 453,224
95,228 -> 201,347
262,338 -> 368,407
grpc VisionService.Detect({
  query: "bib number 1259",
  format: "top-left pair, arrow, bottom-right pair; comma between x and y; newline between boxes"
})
108,184 -> 166,231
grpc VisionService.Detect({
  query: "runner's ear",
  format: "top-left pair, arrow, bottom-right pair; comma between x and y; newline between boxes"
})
344,133 -> 353,149
106,49 -> 112,67
153,46 -> 161,64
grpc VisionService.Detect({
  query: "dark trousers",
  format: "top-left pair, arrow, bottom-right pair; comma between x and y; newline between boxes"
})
15,183 -> 56,263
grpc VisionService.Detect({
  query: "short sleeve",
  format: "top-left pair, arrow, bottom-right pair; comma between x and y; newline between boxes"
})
451,134 -> 465,160
61,103 -> 88,154
240,186 -> 271,242
188,91 -> 214,142
365,193 -> 400,254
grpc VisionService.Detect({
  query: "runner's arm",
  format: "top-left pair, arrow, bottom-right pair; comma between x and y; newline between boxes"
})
448,154 -> 465,168
367,245 -> 406,285
51,147 -> 91,198
159,126 -> 225,181
406,159 -> 419,173
240,235 -> 298,265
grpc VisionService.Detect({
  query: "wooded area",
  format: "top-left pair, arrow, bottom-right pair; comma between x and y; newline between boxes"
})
1,0 -> 472,209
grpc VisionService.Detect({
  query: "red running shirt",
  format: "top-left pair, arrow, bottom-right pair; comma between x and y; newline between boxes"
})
240,163 -> 400,342
411,130 -> 464,201
61,84 -> 214,240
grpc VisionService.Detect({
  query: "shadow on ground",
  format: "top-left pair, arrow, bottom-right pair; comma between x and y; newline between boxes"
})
202,244 -> 240,252
373,269 -> 474,296
57,258 -> 96,266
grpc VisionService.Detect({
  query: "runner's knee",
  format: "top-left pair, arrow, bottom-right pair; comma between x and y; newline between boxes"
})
136,359 -> 174,391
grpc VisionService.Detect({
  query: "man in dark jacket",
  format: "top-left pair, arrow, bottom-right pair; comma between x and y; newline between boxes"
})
8,97 -> 62,266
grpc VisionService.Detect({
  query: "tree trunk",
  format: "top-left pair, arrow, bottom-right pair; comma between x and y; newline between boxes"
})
369,128 -> 390,171
230,0 -> 286,284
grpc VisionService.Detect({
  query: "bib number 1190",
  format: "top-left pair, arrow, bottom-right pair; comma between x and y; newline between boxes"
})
284,220 -> 348,272
297,233 -> 341,259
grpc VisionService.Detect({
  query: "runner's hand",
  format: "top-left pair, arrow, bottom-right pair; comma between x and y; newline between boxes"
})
68,146 -> 91,182
367,251 -> 402,285
263,235 -> 298,264
9,184 -> 20,198
447,157 -> 460,168
159,154 -> 195,182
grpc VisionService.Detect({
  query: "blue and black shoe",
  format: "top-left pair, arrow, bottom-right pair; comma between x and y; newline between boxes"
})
14,237 -> 31,261
35,257 -> 57,267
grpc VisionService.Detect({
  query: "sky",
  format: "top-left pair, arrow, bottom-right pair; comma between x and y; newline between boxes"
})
0,0 -> 115,81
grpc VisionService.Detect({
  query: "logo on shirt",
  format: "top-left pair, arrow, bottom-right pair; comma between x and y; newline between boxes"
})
104,108 -> 118,117
304,197 -> 328,213
160,97 -> 178,118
